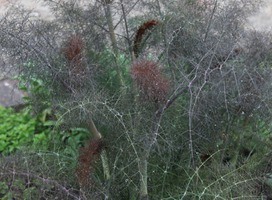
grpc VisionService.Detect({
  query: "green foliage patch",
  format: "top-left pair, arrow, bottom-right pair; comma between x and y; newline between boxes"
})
0,106 -> 50,155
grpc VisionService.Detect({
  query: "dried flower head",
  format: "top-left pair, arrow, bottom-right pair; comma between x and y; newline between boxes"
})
131,60 -> 170,103
133,20 -> 159,58
76,138 -> 104,186
63,34 -> 86,77
61,35 -> 87,91
63,35 -> 84,62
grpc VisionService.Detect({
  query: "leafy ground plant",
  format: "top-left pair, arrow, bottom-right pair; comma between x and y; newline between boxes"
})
0,106 -> 50,154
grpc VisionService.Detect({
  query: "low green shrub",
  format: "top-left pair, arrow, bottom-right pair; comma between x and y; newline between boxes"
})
0,106 -> 50,155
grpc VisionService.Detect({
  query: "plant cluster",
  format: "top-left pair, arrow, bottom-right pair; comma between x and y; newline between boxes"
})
0,106 -> 50,154
0,0 -> 272,199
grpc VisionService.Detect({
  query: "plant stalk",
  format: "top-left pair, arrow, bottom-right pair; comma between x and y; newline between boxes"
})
138,155 -> 149,200
88,118 -> 111,180
103,1 -> 124,87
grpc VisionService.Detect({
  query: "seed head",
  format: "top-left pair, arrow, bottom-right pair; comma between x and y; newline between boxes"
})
131,60 -> 170,103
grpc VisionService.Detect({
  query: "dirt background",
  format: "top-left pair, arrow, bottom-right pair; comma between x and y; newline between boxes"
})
0,0 -> 53,19
248,0 -> 272,31
0,0 -> 272,30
